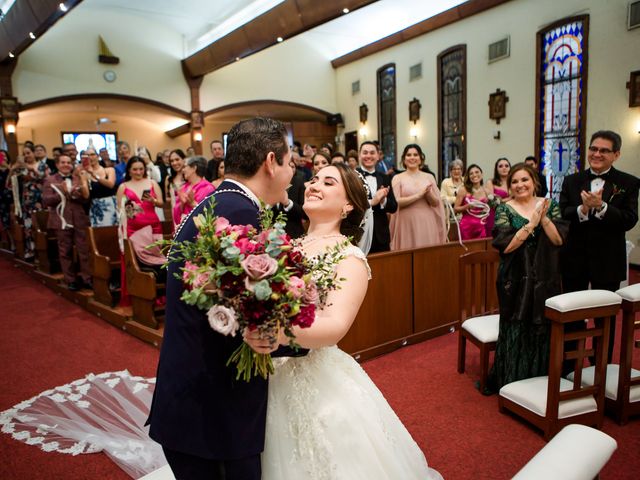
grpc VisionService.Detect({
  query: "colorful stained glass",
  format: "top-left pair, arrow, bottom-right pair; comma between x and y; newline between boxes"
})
439,47 -> 465,178
538,19 -> 587,199
377,64 -> 396,168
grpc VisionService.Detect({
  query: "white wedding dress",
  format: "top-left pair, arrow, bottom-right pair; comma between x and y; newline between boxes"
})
262,247 -> 442,480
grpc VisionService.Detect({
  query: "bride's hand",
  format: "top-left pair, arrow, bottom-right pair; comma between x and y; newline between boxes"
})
243,328 -> 280,354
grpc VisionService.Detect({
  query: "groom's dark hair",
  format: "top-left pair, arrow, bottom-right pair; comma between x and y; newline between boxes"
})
225,117 -> 289,177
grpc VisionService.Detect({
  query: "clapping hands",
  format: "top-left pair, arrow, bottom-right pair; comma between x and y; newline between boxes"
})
530,198 -> 550,226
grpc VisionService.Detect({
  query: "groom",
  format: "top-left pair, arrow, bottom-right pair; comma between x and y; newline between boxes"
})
148,118 -> 295,480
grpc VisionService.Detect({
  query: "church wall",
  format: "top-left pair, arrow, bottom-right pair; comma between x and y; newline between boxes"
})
13,5 -> 190,111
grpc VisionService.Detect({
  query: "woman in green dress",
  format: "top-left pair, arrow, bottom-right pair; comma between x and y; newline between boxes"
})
486,163 -> 568,394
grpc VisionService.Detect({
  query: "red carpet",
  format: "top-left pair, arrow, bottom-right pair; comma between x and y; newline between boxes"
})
1,257 -> 638,479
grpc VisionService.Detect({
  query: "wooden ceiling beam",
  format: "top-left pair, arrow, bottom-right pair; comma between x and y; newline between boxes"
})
182,0 -> 379,78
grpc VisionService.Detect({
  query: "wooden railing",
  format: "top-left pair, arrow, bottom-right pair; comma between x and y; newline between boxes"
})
339,239 -> 495,361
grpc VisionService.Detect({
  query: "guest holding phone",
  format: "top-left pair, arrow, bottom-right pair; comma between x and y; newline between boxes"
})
79,147 -> 118,227
172,156 -> 215,226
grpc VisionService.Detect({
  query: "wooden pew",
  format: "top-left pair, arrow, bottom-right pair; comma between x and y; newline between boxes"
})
123,238 -> 165,329
10,211 -> 25,259
32,210 -> 60,274
87,226 -> 120,306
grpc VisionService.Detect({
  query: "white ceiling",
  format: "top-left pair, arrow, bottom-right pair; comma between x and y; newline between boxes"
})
82,0 -> 467,60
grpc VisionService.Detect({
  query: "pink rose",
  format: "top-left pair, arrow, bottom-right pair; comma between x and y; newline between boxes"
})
207,305 -> 239,336
193,271 -> 211,289
215,217 -> 230,233
241,254 -> 278,280
287,276 -> 305,299
292,304 -> 315,328
301,281 -> 319,305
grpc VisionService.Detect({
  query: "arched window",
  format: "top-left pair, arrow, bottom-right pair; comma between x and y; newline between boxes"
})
377,63 -> 396,169
437,45 -> 466,180
536,16 -> 589,199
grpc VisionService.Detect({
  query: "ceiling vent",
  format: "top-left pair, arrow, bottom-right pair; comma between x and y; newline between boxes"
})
351,80 -> 360,95
488,36 -> 510,63
629,1 -> 640,30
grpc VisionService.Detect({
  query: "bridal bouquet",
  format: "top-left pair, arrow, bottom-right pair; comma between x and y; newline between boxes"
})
166,204 -> 343,381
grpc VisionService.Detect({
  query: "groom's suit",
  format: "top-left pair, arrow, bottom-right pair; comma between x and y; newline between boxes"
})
148,180 -> 293,478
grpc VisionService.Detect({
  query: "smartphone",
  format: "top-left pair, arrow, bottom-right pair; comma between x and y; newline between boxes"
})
141,189 -> 151,198
81,157 -> 90,168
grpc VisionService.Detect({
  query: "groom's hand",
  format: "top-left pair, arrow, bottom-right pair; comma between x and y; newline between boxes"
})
243,328 -> 280,354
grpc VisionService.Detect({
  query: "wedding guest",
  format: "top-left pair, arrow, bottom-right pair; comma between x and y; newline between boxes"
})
292,151 -> 311,181
524,155 -> 548,197
560,130 -> 640,364
357,141 -> 397,253
34,144 -> 56,175
390,144 -> 446,249
346,149 -> 359,170
486,163 -> 567,393
186,146 -> 196,157
440,159 -> 464,226
331,152 -> 345,164
486,157 -> 511,233
99,148 -> 115,168
211,160 -> 225,189
273,158 -> 306,238
0,149 -> 13,249
172,156 -> 215,225
155,151 -> 170,201
42,155 -> 92,290
81,147 -> 118,227
454,164 -> 494,240
206,140 -> 225,182
114,141 -> 132,184
165,149 -> 186,226
312,151 -> 330,175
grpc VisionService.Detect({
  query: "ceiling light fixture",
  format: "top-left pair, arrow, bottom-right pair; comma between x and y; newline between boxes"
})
276,36 -> 283,43
29,32 -> 35,39
8,52 -> 14,58
59,2 -> 67,12
343,8 -> 349,14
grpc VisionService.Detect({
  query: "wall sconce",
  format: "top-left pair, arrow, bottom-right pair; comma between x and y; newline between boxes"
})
359,125 -> 368,138
359,103 -> 368,124
193,131 -> 203,142
409,125 -> 419,139
5,122 -> 16,135
409,98 -> 421,124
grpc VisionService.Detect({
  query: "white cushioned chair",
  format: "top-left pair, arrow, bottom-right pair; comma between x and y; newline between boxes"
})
499,290 -> 621,439
457,250 -> 500,393
512,424 -> 617,480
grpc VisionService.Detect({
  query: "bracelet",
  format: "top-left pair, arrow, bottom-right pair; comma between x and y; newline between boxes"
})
522,225 -> 532,235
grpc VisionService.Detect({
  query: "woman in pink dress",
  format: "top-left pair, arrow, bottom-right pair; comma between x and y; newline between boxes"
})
485,157 -> 511,233
454,164 -> 494,240
172,156 -> 215,226
390,144 -> 447,250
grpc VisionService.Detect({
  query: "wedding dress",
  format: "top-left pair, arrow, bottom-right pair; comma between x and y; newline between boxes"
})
262,246 -> 443,480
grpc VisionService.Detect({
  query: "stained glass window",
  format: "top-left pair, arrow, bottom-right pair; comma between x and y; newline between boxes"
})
438,45 -> 466,179
537,16 -> 589,199
377,64 -> 396,168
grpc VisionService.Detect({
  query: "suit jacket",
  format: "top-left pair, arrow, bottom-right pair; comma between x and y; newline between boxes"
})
560,167 -> 640,284
358,168 -> 398,251
42,173 -> 90,230
148,180 -> 305,460
273,169 -> 306,238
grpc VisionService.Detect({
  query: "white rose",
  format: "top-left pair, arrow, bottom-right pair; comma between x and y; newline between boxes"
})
206,305 -> 239,336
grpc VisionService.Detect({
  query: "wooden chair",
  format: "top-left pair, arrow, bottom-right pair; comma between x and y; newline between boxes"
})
570,284 -> 640,424
457,249 -> 500,392
512,424 -> 617,480
123,238 -> 165,329
31,210 -> 59,274
87,226 -> 120,306
499,290 -> 621,440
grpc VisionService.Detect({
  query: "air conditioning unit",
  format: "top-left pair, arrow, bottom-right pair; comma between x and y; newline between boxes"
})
488,36 -> 510,63
409,63 -> 422,81
351,80 -> 360,95
629,1 -> 640,30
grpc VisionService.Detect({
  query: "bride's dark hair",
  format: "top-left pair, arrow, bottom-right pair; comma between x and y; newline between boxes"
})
332,162 -> 370,244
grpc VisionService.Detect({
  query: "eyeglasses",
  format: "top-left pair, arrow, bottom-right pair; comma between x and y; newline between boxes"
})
588,146 -> 614,155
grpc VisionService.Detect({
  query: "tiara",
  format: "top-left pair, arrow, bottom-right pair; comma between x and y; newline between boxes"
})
354,170 -> 372,198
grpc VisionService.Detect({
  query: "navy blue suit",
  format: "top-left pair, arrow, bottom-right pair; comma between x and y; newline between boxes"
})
148,181 -> 267,478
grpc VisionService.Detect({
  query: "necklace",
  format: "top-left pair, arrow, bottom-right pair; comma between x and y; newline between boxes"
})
297,234 -> 346,245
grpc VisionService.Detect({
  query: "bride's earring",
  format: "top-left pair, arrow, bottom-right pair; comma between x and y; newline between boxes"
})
340,210 -> 348,219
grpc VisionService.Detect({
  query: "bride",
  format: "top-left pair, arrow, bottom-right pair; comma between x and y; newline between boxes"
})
247,163 -> 442,480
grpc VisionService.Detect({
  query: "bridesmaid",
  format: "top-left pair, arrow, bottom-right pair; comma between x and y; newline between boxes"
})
486,157 -> 511,233
454,164 -> 494,240
390,144 -> 447,250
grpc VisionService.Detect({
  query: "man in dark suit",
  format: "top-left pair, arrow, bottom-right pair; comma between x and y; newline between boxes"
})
148,118 -> 295,480
357,141 -> 397,253
205,139 -> 225,182
525,155 -> 549,197
560,130 -> 640,363
41,155 -> 92,290
273,158 -> 307,238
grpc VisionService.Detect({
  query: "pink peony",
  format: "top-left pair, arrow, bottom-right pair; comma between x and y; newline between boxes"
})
207,305 -> 239,336
301,280 -> 319,305
287,276 -> 305,299
241,254 -> 278,280
215,216 -> 230,233
235,237 -> 257,255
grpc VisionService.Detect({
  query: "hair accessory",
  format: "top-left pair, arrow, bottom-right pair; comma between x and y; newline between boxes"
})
354,170 -> 372,198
